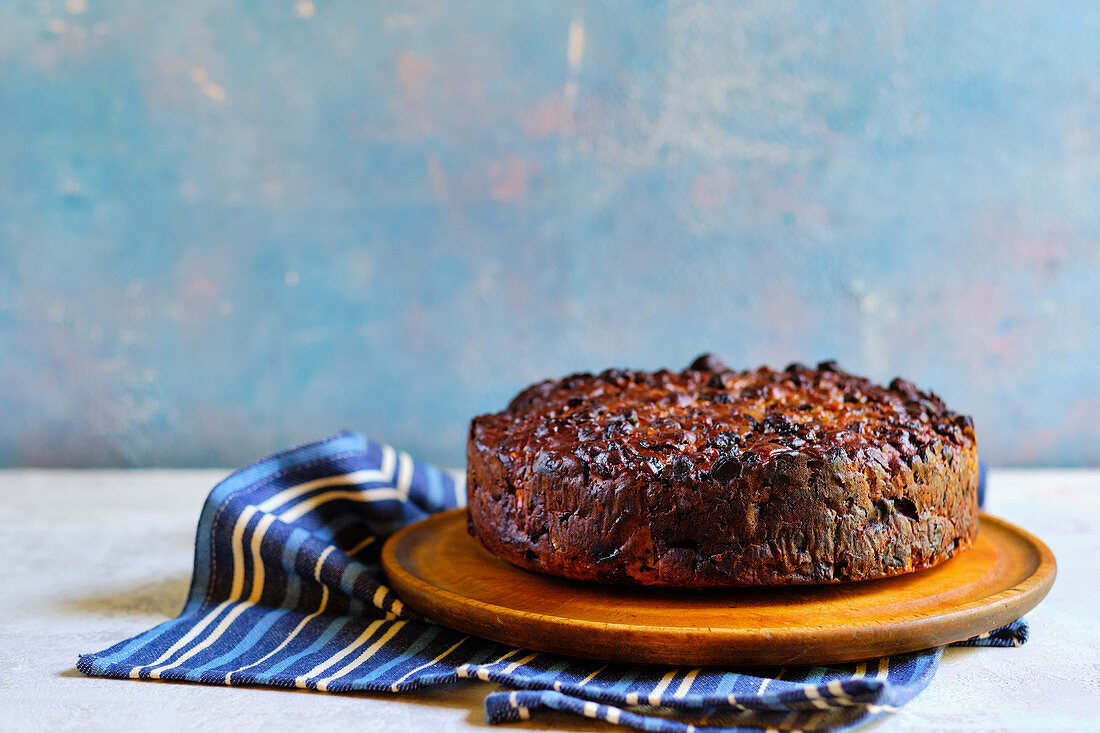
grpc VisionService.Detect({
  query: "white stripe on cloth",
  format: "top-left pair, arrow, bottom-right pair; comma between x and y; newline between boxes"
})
150,512 -> 277,678
509,691 -> 531,720
624,669 -> 678,706
757,668 -> 784,696
373,585 -> 404,618
131,603 -> 231,679
143,451 -> 403,680
578,664 -> 606,686
673,668 -> 701,698
456,648 -> 521,679
278,449 -> 411,523
258,445 -> 397,514
223,546 -> 336,681
294,619 -> 386,688
345,535 -> 376,557
388,636 -> 469,691
140,446 -> 451,682
826,679 -> 854,705
133,506 -> 272,679
314,620 -> 407,691
502,652 -> 539,674
145,445 -> 399,677
803,684 -> 832,710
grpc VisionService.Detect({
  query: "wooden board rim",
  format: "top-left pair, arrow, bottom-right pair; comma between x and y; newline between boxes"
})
381,509 -> 1056,665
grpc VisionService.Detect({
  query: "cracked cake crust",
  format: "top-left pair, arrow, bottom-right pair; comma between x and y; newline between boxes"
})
466,355 -> 979,587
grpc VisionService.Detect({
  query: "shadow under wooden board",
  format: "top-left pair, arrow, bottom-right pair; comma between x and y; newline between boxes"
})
381,509 -> 1055,666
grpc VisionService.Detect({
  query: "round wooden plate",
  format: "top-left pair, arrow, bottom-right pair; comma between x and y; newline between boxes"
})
382,510 -> 1055,666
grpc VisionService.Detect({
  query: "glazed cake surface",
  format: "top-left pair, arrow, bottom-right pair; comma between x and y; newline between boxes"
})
466,355 -> 979,587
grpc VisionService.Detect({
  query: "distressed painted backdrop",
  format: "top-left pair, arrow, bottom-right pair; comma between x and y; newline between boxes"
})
1,2 -> 1097,468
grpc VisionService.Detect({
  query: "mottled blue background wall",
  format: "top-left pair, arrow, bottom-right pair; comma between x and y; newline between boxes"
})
1,1 -> 1097,468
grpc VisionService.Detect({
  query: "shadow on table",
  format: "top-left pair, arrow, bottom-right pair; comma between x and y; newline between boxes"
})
61,575 -> 191,618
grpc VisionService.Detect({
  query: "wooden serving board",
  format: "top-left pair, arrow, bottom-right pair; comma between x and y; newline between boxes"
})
381,510 -> 1055,666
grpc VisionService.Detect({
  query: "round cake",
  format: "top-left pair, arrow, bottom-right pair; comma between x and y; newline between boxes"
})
465,355 -> 979,587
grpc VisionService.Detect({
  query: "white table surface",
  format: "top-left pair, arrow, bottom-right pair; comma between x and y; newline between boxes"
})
1,468 -> 1097,732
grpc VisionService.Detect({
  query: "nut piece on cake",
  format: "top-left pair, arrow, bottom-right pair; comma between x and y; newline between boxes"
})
465,355 -> 979,587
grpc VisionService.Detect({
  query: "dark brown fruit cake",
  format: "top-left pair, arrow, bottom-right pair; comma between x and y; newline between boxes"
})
466,355 -> 979,587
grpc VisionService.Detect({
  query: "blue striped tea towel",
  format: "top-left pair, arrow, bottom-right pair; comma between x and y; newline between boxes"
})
79,432 -> 1027,732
